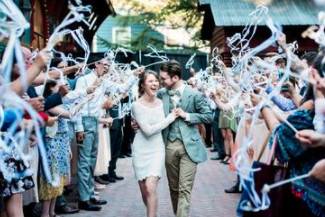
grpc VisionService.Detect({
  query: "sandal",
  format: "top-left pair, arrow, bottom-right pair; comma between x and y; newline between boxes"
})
221,156 -> 230,164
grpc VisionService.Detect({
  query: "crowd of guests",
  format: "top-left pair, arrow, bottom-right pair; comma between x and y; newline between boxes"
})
0,21 -> 325,217
187,35 -> 325,216
0,44 -> 141,217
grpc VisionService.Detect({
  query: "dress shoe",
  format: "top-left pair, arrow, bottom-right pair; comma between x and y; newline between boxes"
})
119,155 -> 126,158
106,176 -> 116,183
55,204 -> 79,214
224,184 -> 242,194
112,174 -> 124,181
99,174 -> 116,183
124,153 -> 132,157
90,198 -> 108,205
99,174 -> 108,180
78,201 -> 101,211
63,186 -> 73,195
95,176 -> 110,185
221,160 -> 230,165
221,156 -> 230,165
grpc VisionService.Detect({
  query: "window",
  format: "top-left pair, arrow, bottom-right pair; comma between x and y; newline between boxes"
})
112,27 -> 131,47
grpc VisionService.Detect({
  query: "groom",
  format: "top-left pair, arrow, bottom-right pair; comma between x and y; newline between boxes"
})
158,60 -> 213,217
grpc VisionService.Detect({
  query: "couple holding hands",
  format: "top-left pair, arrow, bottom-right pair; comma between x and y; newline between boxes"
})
131,60 -> 213,217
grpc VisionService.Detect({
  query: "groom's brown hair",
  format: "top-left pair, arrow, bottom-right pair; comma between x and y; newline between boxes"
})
160,60 -> 182,79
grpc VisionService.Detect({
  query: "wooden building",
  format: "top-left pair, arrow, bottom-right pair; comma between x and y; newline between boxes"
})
13,0 -> 115,51
198,0 -> 320,65
94,15 -> 165,52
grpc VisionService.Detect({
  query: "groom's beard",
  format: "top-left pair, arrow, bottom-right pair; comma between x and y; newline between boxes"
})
162,84 -> 172,90
165,81 -> 179,90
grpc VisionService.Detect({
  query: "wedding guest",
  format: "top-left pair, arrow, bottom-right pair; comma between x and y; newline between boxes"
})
74,58 -> 113,211
105,104 -> 125,182
210,107 -> 225,159
249,52 -> 325,216
39,79 -> 71,217
0,47 -> 51,217
94,96 -> 113,186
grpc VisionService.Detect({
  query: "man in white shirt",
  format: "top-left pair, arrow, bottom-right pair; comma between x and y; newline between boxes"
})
74,59 -> 113,211
74,58 -> 142,211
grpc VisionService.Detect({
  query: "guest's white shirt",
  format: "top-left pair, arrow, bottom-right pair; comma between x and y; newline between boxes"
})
74,71 -> 101,118
73,70 -> 139,132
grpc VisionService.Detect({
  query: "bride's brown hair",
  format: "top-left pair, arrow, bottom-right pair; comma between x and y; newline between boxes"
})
138,70 -> 160,96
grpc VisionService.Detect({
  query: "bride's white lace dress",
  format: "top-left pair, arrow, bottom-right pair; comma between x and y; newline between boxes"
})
131,100 -> 175,181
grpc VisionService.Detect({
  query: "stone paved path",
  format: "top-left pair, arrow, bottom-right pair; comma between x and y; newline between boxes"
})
69,151 -> 239,217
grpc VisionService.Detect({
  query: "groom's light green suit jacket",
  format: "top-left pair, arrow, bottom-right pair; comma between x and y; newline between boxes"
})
157,85 -> 214,163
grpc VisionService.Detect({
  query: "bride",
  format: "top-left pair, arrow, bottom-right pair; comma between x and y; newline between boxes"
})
131,70 -> 178,217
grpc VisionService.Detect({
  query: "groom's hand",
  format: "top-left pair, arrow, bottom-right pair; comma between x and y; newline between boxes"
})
175,108 -> 187,119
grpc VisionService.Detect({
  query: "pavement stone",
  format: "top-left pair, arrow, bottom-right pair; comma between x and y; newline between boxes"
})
69,151 -> 240,217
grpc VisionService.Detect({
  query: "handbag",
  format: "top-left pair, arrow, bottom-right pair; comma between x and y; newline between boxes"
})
240,135 -> 291,217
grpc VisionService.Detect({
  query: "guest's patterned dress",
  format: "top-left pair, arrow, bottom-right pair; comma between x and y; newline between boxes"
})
0,108 -> 34,198
0,148 -> 34,197
39,117 -> 70,200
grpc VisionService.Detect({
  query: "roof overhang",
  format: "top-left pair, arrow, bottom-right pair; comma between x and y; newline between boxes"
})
49,0 -> 116,46
198,0 -> 320,40
75,0 -> 116,44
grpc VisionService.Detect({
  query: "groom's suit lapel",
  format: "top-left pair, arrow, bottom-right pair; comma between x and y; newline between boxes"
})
181,85 -> 192,110
162,91 -> 170,116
